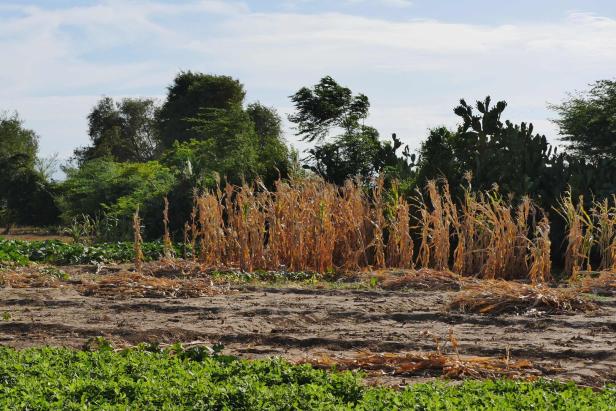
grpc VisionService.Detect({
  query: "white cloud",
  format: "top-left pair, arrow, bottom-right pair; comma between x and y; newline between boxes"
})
345,0 -> 412,7
0,1 -> 615,159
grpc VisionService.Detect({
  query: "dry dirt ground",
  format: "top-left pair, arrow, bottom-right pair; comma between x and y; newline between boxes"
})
0,276 -> 614,387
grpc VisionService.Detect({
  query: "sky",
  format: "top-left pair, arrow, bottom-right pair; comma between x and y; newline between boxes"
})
1,0 -> 616,163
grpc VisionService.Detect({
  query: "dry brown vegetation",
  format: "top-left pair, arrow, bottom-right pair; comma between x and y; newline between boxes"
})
447,280 -> 596,315
579,271 -> 616,296
557,192 -> 616,280
301,346 -> 542,380
175,177 -> 562,284
379,268 -> 466,291
77,272 -> 219,298
0,267 -> 63,288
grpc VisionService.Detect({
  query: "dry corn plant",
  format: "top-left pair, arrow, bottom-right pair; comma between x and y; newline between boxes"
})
478,192 -> 530,280
369,177 -> 386,268
593,196 -> 616,272
412,180 -> 451,271
132,208 -> 144,273
413,178 -> 542,280
385,182 -> 413,269
177,175 -> 553,280
527,217 -> 552,285
196,188 -> 227,267
335,179 -> 370,270
452,177 -> 482,275
162,197 -> 174,260
556,191 -> 594,280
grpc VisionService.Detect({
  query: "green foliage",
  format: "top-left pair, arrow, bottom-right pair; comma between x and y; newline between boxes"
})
416,97 -> 567,208
306,126 -> 383,184
157,71 -> 246,149
246,102 -> 291,184
0,346 -> 613,410
74,97 -> 160,164
0,112 -> 59,229
61,159 -> 175,239
289,75 -> 370,142
551,79 -> 616,161
0,238 -> 167,265
186,106 -> 261,184
0,111 -> 38,163
291,76 -> 415,185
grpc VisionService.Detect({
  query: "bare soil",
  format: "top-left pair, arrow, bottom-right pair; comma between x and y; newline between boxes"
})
0,276 -> 614,387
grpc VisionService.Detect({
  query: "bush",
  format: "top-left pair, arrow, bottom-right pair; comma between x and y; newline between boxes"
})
60,159 -> 175,240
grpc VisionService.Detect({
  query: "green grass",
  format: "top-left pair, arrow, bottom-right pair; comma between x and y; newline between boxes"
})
0,345 -> 613,410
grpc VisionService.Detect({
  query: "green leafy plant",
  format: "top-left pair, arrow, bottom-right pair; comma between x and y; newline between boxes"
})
0,346 -> 613,409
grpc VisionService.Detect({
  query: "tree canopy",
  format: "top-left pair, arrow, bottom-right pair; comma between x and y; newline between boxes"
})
289,76 -> 413,185
0,113 -> 59,229
74,97 -> 160,164
288,76 -> 370,142
157,72 -> 246,148
551,79 -> 616,161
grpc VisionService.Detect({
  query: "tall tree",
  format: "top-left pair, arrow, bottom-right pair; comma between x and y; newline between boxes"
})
74,97 -> 160,164
0,112 -> 58,229
0,111 -> 38,165
550,79 -> 616,161
288,76 -> 369,142
289,76 -> 412,185
157,72 -> 246,148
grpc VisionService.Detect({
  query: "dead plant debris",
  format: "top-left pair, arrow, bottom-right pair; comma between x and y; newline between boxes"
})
0,267 -> 64,288
447,280 -> 596,315
578,271 -> 616,296
77,272 -> 220,298
379,268 -> 466,291
300,350 -> 542,380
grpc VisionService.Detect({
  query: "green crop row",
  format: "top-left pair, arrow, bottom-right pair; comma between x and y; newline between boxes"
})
0,238 -> 168,266
0,345 -> 613,410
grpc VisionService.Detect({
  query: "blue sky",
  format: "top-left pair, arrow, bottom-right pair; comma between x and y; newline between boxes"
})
1,0 -> 615,161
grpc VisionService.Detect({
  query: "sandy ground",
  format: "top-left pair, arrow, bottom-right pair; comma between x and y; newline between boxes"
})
0,282 -> 614,387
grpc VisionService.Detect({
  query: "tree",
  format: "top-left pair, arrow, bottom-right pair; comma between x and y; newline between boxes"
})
0,112 -> 59,230
0,111 -> 38,164
74,97 -> 160,164
288,76 -> 369,142
414,127 -> 458,187
246,103 -> 290,184
305,127 -> 382,184
35,153 -> 61,182
157,72 -> 246,148
289,76 -> 413,185
551,79 -> 616,161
